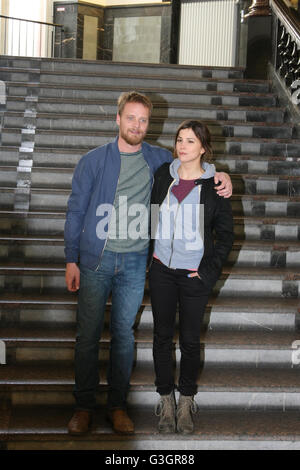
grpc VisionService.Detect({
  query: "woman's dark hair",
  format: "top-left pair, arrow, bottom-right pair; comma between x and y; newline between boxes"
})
174,120 -> 213,162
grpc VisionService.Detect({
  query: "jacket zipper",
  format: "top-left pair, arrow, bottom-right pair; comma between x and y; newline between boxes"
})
94,171 -> 121,271
94,155 -> 152,271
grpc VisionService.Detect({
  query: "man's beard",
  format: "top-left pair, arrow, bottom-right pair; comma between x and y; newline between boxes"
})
120,128 -> 146,147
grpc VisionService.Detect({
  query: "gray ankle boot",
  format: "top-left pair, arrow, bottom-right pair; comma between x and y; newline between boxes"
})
155,391 -> 176,433
176,394 -> 197,434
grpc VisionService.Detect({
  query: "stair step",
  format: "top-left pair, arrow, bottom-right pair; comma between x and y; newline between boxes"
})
37,70 -> 270,93
3,147 -> 300,178
1,295 -> 298,331
1,326 -> 300,368
0,263 -> 300,297
2,364 -> 300,410
2,129 -> 300,157
6,95 -> 285,123
1,236 -> 300,268
2,405 -> 300,450
5,81 -> 277,107
1,187 -> 300,216
3,166 -> 300,194
3,147 -> 300,176
3,112 -> 293,139
0,209 -> 299,241
1,57 -> 245,78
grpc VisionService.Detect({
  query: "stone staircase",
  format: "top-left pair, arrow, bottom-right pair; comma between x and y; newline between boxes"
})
0,56 -> 300,450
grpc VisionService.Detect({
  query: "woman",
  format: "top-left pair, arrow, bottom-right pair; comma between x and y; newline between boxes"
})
149,120 -> 234,434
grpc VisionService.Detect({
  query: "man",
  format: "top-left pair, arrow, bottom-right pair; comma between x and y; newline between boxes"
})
65,91 -> 232,435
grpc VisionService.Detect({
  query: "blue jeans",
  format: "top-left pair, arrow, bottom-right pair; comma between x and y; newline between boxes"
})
73,249 -> 148,411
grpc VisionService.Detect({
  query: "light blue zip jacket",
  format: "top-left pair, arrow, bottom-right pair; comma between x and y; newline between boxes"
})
153,158 -> 215,270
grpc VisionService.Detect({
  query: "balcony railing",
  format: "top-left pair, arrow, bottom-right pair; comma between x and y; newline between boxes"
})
270,0 -> 300,109
0,14 -> 64,58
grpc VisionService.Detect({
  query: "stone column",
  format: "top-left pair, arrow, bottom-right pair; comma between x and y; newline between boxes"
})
244,0 -> 272,78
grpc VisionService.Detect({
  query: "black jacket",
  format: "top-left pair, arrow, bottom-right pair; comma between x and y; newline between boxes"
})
150,162 -> 234,290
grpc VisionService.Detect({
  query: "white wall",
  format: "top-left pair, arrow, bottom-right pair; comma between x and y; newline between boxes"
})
2,0 -> 55,56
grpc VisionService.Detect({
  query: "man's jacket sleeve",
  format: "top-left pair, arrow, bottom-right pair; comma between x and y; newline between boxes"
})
64,156 -> 95,263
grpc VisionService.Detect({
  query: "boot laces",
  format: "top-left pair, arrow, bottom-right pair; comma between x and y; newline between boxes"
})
178,396 -> 197,415
155,394 -> 175,417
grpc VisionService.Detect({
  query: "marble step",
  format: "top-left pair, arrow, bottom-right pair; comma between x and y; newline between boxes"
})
214,154 -> 300,176
2,112 -> 293,139
1,364 -> 300,411
2,128 -> 300,157
0,263 -> 299,297
1,294 -> 298,331
2,186 -> 300,216
3,165 -> 300,195
1,326 -> 300,368
2,147 -> 300,178
0,56 -> 245,79
2,405 -> 300,450
31,98 -> 285,123
38,71 -> 271,94
39,60 -> 247,82
6,208 -> 292,234
1,64 -> 264,95
5,81 -> 277,108
1,236 -> 300,268
0,208 -> 299,242
5,95 -> 286,124
2,109 -> 293,138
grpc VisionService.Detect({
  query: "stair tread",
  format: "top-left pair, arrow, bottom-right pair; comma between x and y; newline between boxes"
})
3,145 -> 300,160
1,364 -> 300,390
0,234 -> 299,251
0,210 -> 299,227
0,209 -> 299,223
5,110 -> 290,126
0,260 -> 300,276
5,80 -> 273,97
3,186 -> 300,201
4,167 -> 300,182
4,164 -> 300,178
2,405 -> 300,443
1,326 -> 300,348
0,292 -> 298,312
9,94 -> 283,111
6,127 -> 299,143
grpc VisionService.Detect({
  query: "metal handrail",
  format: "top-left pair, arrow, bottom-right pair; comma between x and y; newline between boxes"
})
270,0 -> 300,45
0,14 -> 63,28
270,0 -> 300,110
0,14 -> 64,58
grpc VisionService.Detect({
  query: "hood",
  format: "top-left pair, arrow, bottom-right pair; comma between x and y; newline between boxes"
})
169,158 -> 215,184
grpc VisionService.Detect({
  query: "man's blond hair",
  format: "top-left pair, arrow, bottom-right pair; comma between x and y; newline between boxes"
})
117,91 -> 153,116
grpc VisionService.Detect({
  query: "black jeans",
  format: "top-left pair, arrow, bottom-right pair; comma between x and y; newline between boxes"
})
149,260 -> 210,397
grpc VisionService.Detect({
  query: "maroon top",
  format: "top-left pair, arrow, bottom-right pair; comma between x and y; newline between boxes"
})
171,179 -> 197,203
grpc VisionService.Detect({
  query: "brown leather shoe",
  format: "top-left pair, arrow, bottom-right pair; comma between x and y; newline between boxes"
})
107,409 -> 134,434
68,410 -> 92,435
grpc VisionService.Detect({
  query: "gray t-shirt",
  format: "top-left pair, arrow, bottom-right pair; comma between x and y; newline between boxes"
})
105,150 -> 152,253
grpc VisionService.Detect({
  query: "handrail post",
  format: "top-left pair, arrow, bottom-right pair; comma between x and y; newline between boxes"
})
245,0 -> 271,17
